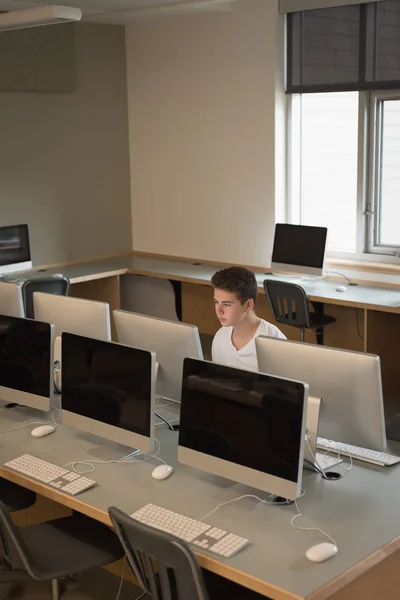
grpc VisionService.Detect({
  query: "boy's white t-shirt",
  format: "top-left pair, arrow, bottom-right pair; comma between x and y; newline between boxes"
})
211,319 -> 286,372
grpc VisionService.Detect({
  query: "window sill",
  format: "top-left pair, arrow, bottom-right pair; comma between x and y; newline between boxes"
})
327,257 -> 400,278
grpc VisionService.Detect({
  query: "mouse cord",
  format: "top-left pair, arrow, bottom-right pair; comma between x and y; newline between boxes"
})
291,495 -> 337,547
63,438 -> 167,474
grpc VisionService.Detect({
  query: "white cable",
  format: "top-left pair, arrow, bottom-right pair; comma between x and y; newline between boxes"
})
291,496 -> 337,547
200,490 -> 306,523
323,444 -> 353,475
305,431 -> 329,480
0,404 -> 61,435
63,438 -> 167,474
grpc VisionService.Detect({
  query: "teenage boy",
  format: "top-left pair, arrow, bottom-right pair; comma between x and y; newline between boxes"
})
211,266 -> 286,371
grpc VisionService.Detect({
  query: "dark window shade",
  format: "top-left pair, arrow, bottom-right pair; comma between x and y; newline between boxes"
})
288,0 -> 400,93
376,0 -> 400,82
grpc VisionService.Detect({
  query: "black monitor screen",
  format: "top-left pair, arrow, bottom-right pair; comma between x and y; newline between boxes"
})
0,314 -> 51,398
179,359 -> 306,483
62,333 -> 153,437
0,224 -> 31,268
272,224 -> 327,269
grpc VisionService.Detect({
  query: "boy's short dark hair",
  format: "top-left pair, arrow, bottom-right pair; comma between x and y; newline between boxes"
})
211,266 -> 258,305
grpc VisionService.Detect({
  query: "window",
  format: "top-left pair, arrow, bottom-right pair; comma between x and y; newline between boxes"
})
290,92 -> 359,253
287,1 -> 400,261
369,95 -> 400,253
291,92 -> 400,258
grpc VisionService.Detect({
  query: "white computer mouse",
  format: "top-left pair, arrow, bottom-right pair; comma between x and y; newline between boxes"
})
336,285 -> 347,293
152,464 -> 173,480
306,542 -> 338,563
31,425 -> 55,438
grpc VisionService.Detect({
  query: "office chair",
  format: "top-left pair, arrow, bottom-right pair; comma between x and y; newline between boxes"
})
0,501 -> 124,600
120,274 -> 181,321
109,506 -> 267,600
0,479 -> 36,513
21,276 -> 70,319
264,280 -> 336,345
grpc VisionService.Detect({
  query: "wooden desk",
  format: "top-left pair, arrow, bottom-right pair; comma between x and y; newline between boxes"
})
43,253 -> 400,414
1,404 -> 400,600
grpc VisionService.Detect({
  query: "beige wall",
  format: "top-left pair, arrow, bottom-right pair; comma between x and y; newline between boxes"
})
0,23 -> 132,267
126,0 -> 286,267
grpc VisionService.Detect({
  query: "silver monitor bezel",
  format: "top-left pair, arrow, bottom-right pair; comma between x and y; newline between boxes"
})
33,292 -> 112,341
178,361 -> 308,501
113,309 -> 203,403
256,336 -> 386,451
0,260 -> 32,276
0,282 -> 25,318
0,318 -> 54,412
61,339 -> 156,454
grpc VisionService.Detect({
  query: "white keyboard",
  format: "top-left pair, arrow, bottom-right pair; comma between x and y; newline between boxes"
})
131,503 -> 250,558
4,454 -> 96,496
317,438 -> 400,467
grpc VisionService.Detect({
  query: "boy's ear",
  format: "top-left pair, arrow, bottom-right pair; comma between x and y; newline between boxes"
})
246,299 -> 255,311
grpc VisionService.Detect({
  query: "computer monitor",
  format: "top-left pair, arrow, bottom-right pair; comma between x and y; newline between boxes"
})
255,336 -> 386,451
178,358 -> 308,501
271,223 -> 327,276
0,282 -> 25,318
0,314 -> 53,412
33,293 -> 111,342
113,310 -> 203,403
61,333 -> 156,457
0,224 -> 32,276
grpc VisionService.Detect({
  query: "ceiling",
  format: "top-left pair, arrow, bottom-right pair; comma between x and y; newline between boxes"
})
0,0 -> 236,23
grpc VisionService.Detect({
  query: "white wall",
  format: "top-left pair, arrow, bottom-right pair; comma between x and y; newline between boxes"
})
0,23 -> 132,266
126,0 -> 286,267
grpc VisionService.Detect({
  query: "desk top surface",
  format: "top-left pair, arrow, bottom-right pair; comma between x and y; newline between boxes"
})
44,254 -> 400,313
2,402 -> 400,600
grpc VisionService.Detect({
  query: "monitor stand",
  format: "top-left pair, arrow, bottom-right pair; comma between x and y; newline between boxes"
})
0,400 -> 42,422
76,431 -> 142,462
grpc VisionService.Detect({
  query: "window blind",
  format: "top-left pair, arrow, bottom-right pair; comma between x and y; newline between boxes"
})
287,0 -> 400,92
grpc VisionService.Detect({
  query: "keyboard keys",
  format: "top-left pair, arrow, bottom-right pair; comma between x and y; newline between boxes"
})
131,503 -> 250,559
4,454 -> 96,496
317,438 -> 400,467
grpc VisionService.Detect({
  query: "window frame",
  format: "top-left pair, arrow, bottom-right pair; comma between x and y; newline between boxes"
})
288,90 -> 400,264
367,90 -> 400,257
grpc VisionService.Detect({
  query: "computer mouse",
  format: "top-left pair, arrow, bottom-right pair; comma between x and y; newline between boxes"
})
306,542 -> 338,563
31,425 -> 55,438
152,464 -> 173,480
336,285 -> 347,293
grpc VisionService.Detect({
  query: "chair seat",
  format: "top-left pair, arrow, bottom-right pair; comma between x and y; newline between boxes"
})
0,479 -> 36,513
280,312 -> 336,329
18,513 -> 124,581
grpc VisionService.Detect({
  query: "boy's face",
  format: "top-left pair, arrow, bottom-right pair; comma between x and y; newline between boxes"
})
213,288 -> 253,327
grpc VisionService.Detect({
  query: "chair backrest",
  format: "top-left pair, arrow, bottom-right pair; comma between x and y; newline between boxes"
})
109,506 -> 210,600
0,500 -> 38,579
120,275 -> 180,321
21,276 -> 70,319
264,280 -> 312,329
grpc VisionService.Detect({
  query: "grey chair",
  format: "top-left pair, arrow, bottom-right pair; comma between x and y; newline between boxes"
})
264,280 -> 336,345
0,501 -> 124,600
21,276 -> 70,319
0,479 -> 36,513
109,506 -> 267,600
